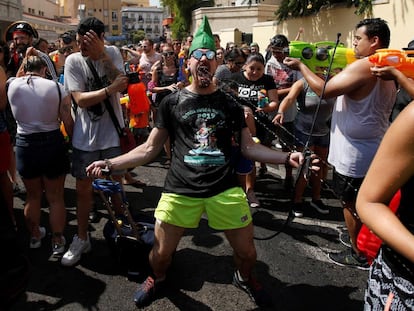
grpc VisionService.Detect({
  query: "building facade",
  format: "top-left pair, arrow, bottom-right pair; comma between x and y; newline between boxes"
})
121,6 -> 164,41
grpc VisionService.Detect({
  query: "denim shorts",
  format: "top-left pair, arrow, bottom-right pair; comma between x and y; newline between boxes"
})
294,129 -> 330,148
16,129 -> 70,179
71,146 -> 123,179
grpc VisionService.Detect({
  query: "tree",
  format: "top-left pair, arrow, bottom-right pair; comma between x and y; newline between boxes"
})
275,0 -> 372,22
162,0 -> 214,39
130,30 -> 146,44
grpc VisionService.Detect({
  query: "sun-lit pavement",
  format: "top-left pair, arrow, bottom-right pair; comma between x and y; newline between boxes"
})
10,155 -> 368,311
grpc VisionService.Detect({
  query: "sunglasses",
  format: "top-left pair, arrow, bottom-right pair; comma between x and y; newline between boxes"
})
59,46 -> 74,54
191,50 -> 215,60
162,51 -> 174,57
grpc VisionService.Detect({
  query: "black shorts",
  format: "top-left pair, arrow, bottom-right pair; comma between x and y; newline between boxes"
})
16,129 -> 70,179
332,170 -> 364,204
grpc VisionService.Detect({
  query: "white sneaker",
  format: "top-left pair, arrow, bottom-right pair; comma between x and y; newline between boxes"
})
52,236 -> 66,256
30,227 -> 46,249
61,235 -> 91,266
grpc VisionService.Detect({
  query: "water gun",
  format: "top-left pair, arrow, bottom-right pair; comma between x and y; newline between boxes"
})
120,95 -> 129,105
289,41 -> 356,74
368,49 -> 414,79
177,50 -> 187,83
257,89 -> 269,108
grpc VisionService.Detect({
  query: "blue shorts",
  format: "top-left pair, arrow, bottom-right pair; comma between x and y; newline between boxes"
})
71,146 -> 123,179
16,129 -> 70,179
294,129 -> 330,148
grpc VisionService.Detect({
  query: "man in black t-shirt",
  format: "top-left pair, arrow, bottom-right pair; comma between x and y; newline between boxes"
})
86,16 -> 307,309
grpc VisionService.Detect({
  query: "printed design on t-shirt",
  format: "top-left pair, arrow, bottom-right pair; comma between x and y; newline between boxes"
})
183,107 -> 225,166
237,83 -> 266,105
268,64 -> 295,89
85,74 -> 111,121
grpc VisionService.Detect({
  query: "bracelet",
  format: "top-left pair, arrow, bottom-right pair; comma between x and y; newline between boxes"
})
276,111 -> 284,115
104,158 -> 113,172
104,87 -> 110,98
285,152 -> 292,167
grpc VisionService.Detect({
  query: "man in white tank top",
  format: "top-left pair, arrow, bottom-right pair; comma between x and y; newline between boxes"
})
284,18 -> 396,270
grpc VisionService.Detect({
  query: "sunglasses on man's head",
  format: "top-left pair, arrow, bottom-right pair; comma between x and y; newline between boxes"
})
191,50 -> 215,60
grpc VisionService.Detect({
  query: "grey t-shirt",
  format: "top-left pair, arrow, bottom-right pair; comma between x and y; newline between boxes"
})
64,46 -> 125,152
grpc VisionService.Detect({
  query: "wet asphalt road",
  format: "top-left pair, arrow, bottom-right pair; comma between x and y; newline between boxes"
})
8,155 -> 368,311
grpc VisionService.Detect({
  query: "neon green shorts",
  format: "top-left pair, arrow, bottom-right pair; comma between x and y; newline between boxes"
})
154,187 -> 252,230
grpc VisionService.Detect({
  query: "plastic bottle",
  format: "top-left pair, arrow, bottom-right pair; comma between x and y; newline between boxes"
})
126,72 -> 150,115
368,49 -> 414,78
178,50 -> 187,82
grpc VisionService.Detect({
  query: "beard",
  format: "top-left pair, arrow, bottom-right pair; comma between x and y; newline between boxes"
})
196,65 -> 212,88
16,43 -> 30,54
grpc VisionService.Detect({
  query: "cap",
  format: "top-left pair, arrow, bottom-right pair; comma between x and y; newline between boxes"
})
189,16 -> 216,56
402,39 -> 414,51
5,21 -> 38,42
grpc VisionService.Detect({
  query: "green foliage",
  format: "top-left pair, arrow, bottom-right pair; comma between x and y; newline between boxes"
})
275,0 -> 372,22
162,0 -> 214,39
130,30 -> 146,43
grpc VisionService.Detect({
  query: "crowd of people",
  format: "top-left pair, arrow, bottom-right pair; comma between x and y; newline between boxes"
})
1,14 -> 414,310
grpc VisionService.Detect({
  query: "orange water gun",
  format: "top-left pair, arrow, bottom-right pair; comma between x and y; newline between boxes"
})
368,49 -> 414,78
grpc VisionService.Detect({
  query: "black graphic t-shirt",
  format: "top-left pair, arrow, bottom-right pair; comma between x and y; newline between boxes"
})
156,88 -> 246,197
230,71 -> 276,108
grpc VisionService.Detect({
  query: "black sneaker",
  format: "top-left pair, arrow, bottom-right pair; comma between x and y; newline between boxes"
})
339,230 -> 352,248
310,199 -> 330,214
328,248 -> 370,271
134,276 -> 160,307
292,202 -> 304,218
232,271 -> 272,307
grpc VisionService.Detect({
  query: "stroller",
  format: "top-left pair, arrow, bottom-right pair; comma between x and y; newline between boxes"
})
92,178 -> 154,280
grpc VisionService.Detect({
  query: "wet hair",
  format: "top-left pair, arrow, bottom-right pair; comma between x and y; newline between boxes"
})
77,17 -> 105,37
23,55 -> 47,73
224,47 -> 247,62
270,34 -> 289,48
356,18 -> 390,49
245,53 -> 265,65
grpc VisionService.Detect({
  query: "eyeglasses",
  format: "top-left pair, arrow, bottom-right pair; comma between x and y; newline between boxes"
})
59,46 -> 74,54
191,50 -> 215,60
162,51 -> 174,57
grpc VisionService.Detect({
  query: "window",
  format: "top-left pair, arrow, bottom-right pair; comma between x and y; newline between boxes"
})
112,11 -> 118,22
